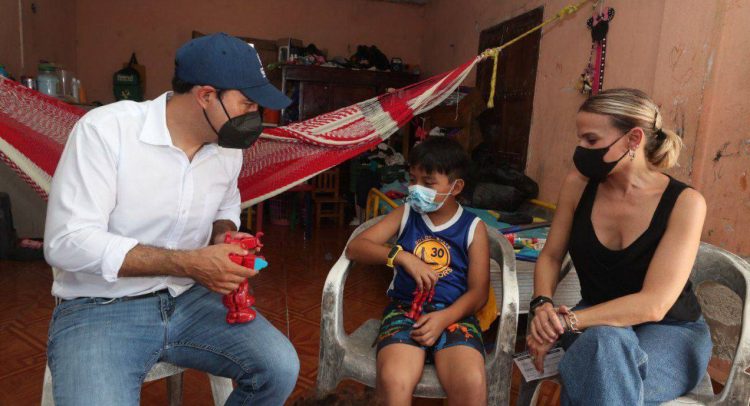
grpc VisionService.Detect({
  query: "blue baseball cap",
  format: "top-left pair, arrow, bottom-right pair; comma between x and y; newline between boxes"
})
175,33 -> 291,110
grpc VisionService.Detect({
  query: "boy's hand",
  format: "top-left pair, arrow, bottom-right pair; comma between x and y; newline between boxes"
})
397,252 -> 438,292
410,310 -> 450,347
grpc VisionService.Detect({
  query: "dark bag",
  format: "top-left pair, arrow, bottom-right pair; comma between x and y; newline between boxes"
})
0,193 -> 44,261
471,183 -> 525,212
0,193 -> 15,259
113,53 -> 144,101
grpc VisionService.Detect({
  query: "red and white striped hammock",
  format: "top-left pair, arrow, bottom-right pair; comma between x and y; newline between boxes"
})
0,58 -> 478,207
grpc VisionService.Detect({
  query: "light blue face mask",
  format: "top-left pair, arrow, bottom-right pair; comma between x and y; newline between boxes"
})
406,181 -> 457,214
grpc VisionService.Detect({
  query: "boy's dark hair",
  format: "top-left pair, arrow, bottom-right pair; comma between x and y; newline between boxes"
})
408,136 -> 469,181
172,75 -> 196,94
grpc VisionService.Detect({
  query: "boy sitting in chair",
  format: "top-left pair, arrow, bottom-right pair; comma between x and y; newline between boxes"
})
347,137 -> 490,406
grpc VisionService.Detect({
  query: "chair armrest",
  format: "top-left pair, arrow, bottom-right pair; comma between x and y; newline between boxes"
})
485,227 -> 519,405
559,253 -> 574,280
320,254 -> 352,350
700,247 -> 750,405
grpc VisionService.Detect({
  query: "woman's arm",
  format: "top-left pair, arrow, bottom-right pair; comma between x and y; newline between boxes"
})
573,188 -> 706,328
533,171 -> 587,298
530,171 -> 588,343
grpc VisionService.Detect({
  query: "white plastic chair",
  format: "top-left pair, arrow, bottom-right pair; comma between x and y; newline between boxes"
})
517,242 -> 750,406
41,362 -> 233,406
41,268 -> 234,405
315,216 -> 519,405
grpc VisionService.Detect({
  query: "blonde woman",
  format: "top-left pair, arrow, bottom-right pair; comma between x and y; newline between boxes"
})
527,89 -> 711,405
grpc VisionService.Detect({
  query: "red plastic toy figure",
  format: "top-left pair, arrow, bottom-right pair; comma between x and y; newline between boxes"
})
405,287 -> 435,320
223,231 -> 268,324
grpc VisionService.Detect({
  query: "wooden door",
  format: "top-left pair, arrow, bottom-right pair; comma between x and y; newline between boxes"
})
476,7 -> 543,170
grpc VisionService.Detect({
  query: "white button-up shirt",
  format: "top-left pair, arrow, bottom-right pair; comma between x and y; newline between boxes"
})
44,92 -> 243,299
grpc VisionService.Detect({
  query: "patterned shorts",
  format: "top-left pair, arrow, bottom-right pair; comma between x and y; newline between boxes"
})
375,300 -> 484,363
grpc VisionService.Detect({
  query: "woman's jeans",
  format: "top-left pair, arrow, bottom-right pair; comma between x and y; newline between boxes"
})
47,284 -> 299,406
558,303 -> 712,406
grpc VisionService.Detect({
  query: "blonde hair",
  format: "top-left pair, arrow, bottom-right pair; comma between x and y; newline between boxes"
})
579,88 -> 683,169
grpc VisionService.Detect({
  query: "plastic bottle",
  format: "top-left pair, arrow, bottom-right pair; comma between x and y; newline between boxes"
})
37,64 -> 60,97
71,78 -> 80,103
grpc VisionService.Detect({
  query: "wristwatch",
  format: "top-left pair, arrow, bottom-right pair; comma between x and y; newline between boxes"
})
529,295 -> 553,313
386,245 -> 403,268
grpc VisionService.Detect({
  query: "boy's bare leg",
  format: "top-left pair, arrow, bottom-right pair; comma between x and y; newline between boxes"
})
434,346 -> 487,406
376,344 -> 426,406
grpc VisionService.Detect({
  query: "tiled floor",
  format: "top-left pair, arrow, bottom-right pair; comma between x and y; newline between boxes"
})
0,223 -> 557,405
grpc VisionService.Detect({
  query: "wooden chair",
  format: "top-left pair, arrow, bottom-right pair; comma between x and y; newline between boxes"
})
312,168 -> 347,227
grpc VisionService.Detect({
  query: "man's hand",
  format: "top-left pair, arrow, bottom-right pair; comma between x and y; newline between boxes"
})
397,252 -> 438,292
410,310 -> 450,347
526,334 -> 556,373
184,243 -> 258,294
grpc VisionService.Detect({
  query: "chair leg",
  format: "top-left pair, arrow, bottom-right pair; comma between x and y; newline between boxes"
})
315,364 -> 342,398
166,372 -> 184,406
41,364 -> 54,406
315,202 -> 322,228
517,378 -> 543,406
208,374 -> 234,406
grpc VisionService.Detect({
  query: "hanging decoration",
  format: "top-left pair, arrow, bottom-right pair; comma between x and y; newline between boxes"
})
577,2 -> 615,95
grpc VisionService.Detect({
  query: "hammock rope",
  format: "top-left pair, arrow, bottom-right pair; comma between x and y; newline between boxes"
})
481,0 -> 591,108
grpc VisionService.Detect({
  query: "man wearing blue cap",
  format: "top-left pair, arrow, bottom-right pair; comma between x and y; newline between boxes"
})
44,33 -> 299,405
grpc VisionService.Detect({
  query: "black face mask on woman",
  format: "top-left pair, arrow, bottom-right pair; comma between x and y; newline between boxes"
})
573,134 -> 628,182
203,91 -> 263,149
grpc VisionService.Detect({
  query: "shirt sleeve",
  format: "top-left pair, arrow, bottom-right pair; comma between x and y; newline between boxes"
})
212,154 -> 242,229
43,120 -> 138,282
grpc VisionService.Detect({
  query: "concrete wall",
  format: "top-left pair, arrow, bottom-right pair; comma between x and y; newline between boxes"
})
0,0 -> 77,78
74,0 -> 427,103
421,0 -> 749,255
1,0 -> 747,253
687,0 -> 750,256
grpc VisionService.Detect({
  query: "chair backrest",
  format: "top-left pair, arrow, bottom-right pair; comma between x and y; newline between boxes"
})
688,242 -> 750,403
313,169 -> 341,198
347,216 -> 516,318
690,242 -> 749,300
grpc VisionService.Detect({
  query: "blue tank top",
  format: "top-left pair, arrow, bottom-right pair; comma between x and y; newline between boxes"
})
387,204 -> 481,305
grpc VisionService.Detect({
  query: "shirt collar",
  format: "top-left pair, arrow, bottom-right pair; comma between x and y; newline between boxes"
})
139,92 -> 174,146
138,92 -> 220,160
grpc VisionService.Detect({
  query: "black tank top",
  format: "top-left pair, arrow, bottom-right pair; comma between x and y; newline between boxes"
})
569,175 -> 702,321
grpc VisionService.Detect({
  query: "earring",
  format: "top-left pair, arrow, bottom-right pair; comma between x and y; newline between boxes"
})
629,149 -> 636,160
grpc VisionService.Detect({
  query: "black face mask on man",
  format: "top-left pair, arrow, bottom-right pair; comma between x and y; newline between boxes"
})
573,134 -> 629,182
203,91 -> 263,149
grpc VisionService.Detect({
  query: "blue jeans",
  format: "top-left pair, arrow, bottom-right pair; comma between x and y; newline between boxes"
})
558,303 -> 712,406
47,284 -> 299,406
